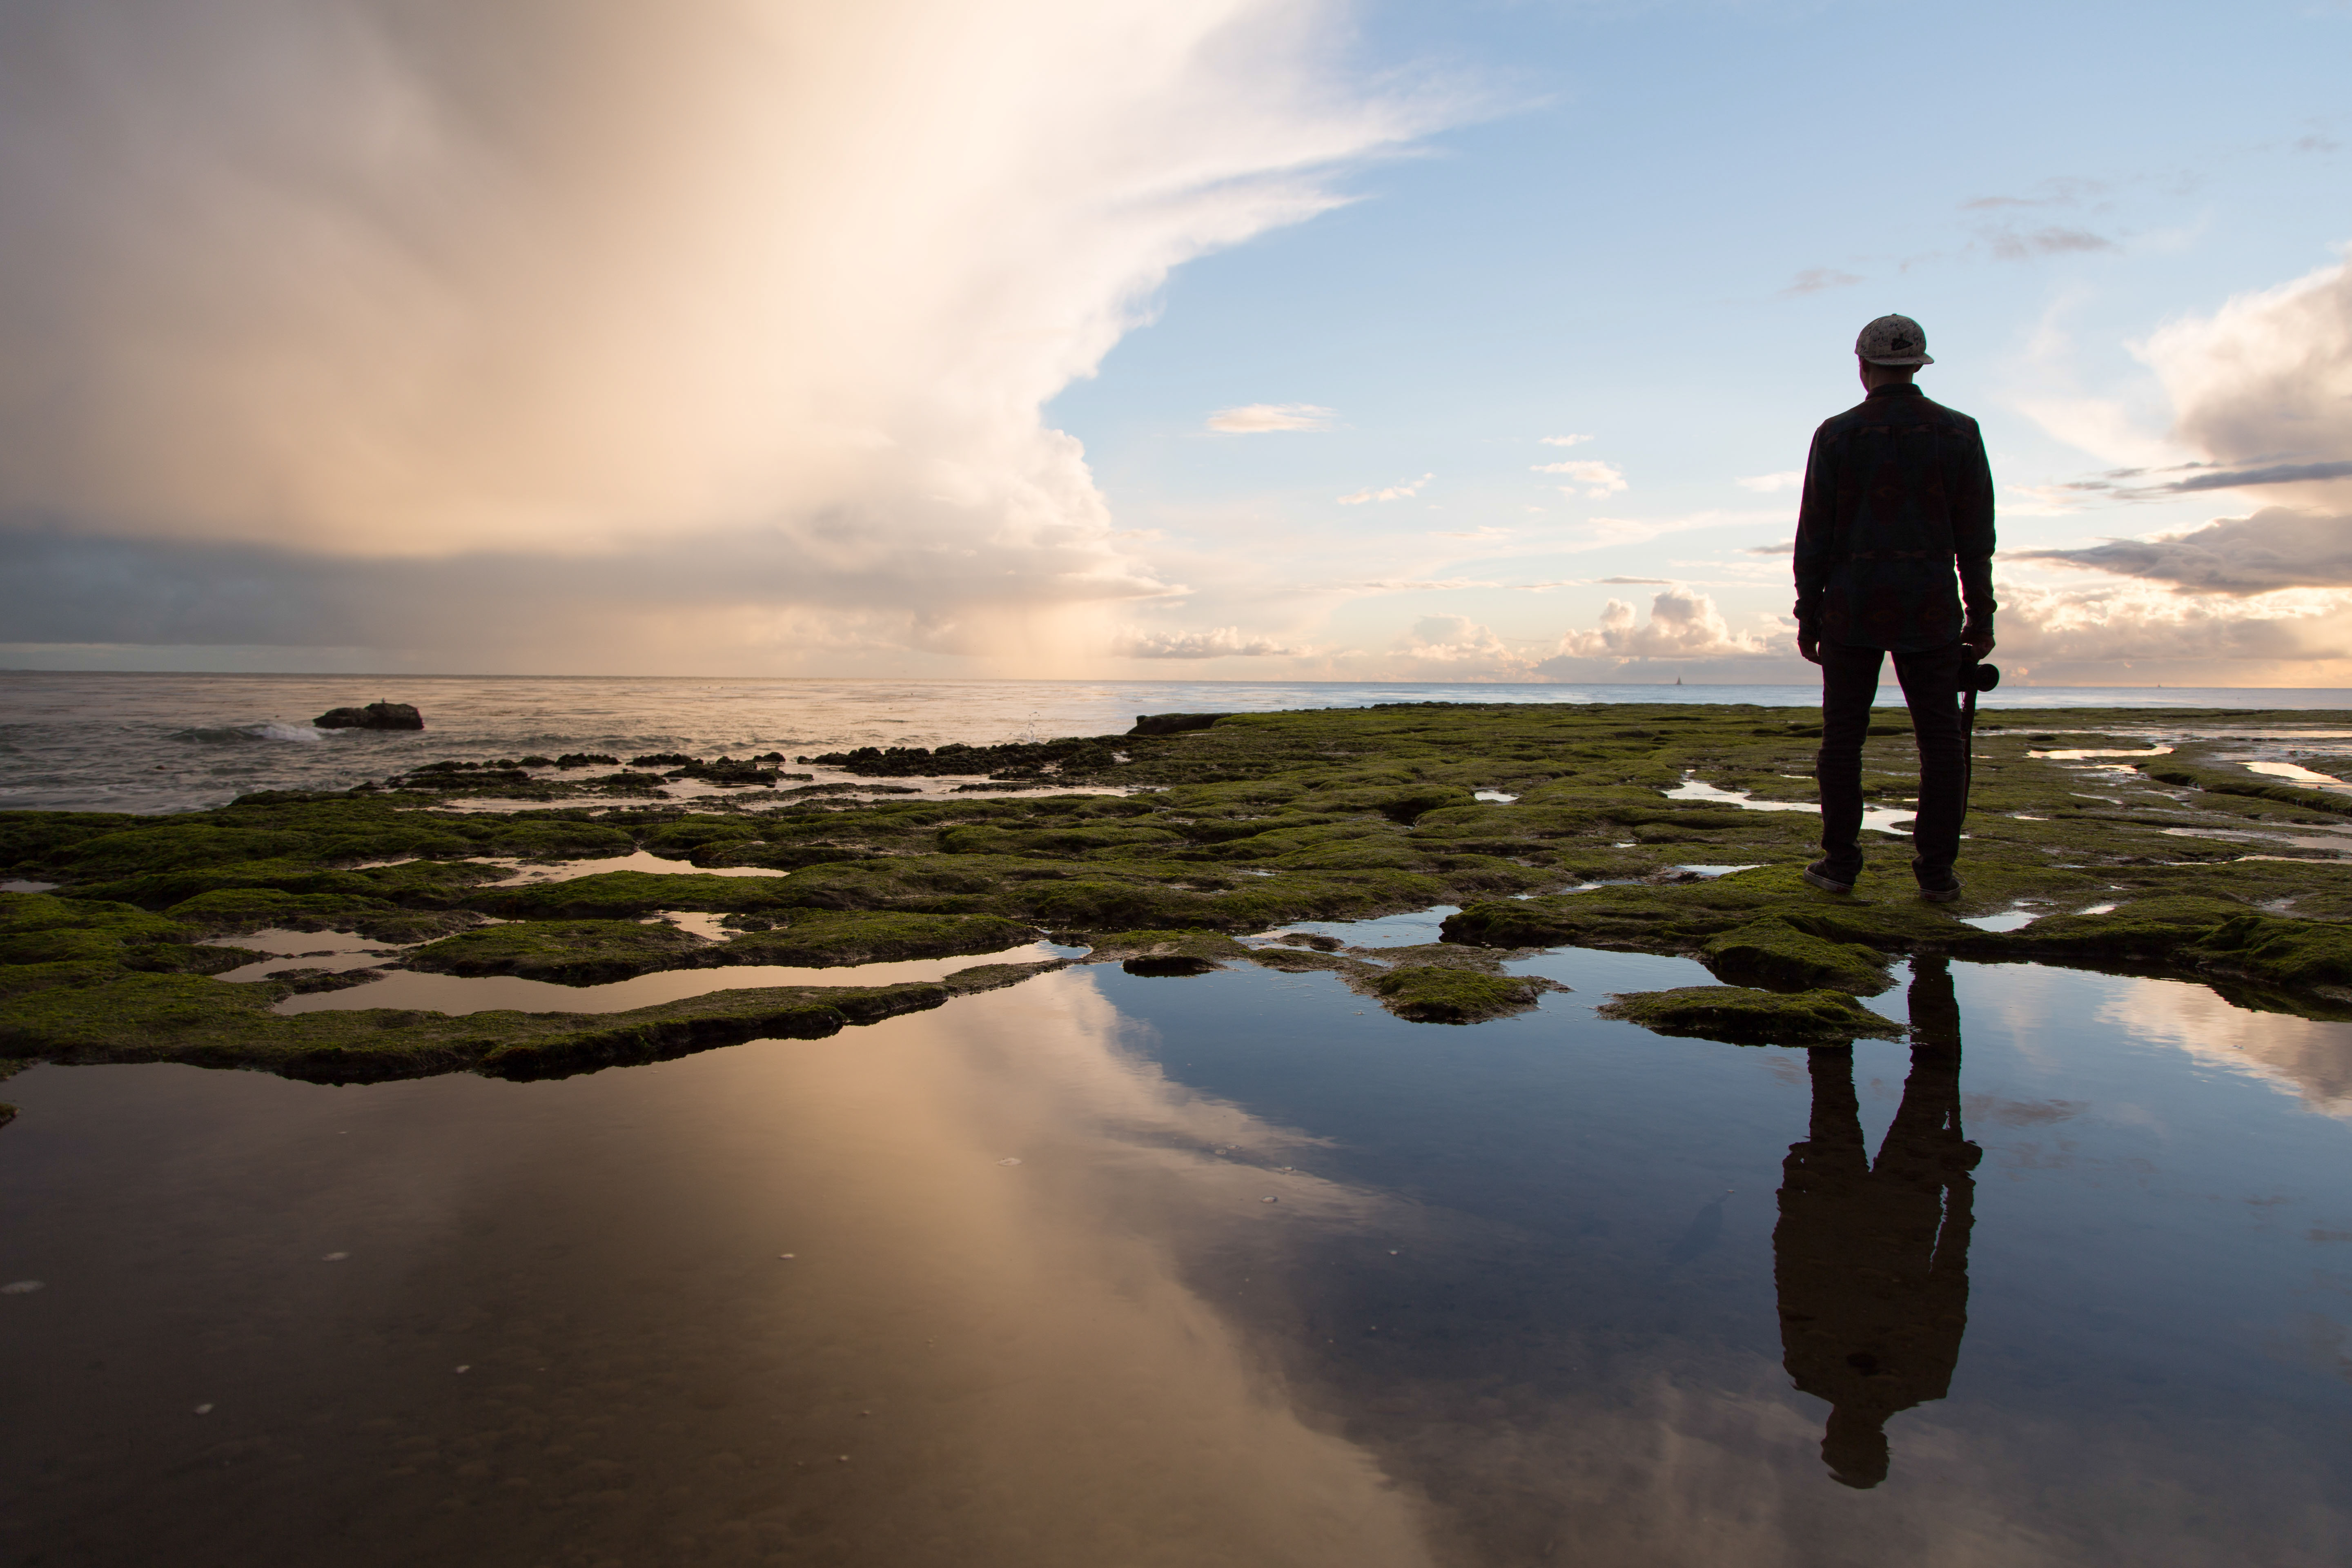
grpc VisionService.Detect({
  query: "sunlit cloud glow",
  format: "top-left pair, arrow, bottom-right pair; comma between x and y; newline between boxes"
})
1207,403 -> 1340,433
1338,472 -> 1433,503
0,0 -> 1438,673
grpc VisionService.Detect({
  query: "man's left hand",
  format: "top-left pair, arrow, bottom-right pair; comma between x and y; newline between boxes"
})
1799,631 -> 1822,665
1961,628 -> 1996,659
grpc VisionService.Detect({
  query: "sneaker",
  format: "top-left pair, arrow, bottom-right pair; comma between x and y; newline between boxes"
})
1803,860 -> 1857,893
1917,877 -> 1963,904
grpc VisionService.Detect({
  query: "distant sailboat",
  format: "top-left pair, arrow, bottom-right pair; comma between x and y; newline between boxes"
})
1674,676 -> 1683,686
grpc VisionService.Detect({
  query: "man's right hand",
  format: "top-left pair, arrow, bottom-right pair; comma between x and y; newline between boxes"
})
1800,632 -> 1822,665
1961,627 -> 1996,659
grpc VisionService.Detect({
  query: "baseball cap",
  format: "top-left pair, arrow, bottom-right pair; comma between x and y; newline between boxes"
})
1855,314 -> 1933,365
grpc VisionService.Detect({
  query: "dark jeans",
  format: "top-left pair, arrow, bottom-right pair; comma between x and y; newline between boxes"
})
1816,639 -> 1968,885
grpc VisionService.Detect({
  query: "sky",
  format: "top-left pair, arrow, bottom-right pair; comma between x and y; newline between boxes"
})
1,0 -> 2348,684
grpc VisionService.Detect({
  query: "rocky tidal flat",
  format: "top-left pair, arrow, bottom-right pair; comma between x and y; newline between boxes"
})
10,700 -> 2352,1092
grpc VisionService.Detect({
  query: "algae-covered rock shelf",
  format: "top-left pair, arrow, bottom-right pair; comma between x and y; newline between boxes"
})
10,699 -> 2352,1081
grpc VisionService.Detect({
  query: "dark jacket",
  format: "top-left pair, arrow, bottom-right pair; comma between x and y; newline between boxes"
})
1792,383 -> 1996,651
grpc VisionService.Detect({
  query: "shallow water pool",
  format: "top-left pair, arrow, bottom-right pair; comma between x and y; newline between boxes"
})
3,946 -> 2348,1566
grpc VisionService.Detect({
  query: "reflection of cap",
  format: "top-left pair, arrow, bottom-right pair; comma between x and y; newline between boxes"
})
1855,314 -> 1934,365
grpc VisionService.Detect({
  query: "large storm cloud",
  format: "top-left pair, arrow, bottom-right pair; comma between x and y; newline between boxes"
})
0,0 -> 1426,670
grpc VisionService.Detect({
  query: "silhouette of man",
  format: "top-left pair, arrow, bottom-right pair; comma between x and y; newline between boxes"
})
1773,956 -> 1980,1488
1793,314 -> 1996,902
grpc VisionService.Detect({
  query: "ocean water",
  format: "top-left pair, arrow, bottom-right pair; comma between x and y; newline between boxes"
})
9,670 -> 2352,814
7,672 -> 2352,1562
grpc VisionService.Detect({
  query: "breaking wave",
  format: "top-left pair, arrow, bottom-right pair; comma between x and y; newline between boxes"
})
169,722 -> 329,746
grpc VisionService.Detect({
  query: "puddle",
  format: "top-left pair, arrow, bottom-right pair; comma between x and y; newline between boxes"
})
1665,775 -> 1915,835
660,909 -> 735,941
2029,745 -> 2175,761
1472,790 -> 1519,803
2161,826 -> 2352,855
2245,760 -> 2352,790
1263,906 -> 1461,947
2,878 -> 61,893
1960,909 -> 2042,932
205,928 -> 409,979
476,851 -> 790,885
9,955 -> 2352,1560
1674,864 -> 1764,878
8,940 -> 2352,1564
258,942 -> 1065,1016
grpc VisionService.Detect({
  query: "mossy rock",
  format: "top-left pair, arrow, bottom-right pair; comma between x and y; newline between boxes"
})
1248,945 -> 1354,973
2189,914 -> 2352,991
1977,895 -> 2255,964
469,871 -> 798,920
718,913 -> 1036,968
1597,985 -> 1905,1046
1371,964 -> 1548,1024
30,697 -> 2352,1080
1082,928 -> 1254,976
2137,764 -> 2352,820
1,891 -> 261,976
473,820 -> 637,859
943,959 -> 1070,995
404,920 -> 717,984
158,888 -> 479,943
1701,915 -> 1893,995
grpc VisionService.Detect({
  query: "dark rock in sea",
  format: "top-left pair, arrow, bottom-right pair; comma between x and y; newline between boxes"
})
645,756 -> 782,788
517,755 -> 555,768
314,702 -> 423,731
630,753 -> 698,768
555,753 -> 621,768
1128,712 -> 1229,737
806,737 -> 1124,780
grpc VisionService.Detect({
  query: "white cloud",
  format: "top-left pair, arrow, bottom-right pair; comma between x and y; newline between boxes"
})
1554,507 -> 1783,554
1338,472 -> 1433,504
1207,403 -> 1339,433
1116,626 -> 1302,659
1540,433 -> 1595,447
0,0 -> 1442,671
1430,526 -> 1512,541
1547,586 -> 1778,662
2140,251 -> 2352,513
1735,470 -> 1802,493
1535,459 -> 1628,497
1391,614 -> 1527,671
1782,267 -> 1861,296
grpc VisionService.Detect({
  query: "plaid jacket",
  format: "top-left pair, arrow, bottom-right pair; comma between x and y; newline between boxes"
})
1792,383 -> 1996,651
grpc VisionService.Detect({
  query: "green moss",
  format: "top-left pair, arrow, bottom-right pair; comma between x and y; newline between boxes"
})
0,957 -> 961,1085
473,820 -> 637,858
944,959 -> 1071,995
719,911 -> 1033,967
1597,986 -> 1906,1046
1370,964 -> 1547,1024
2189,914 -> 2352,991
1976,896 -> 2256,964
469,870 -> 798,919
1081,928 -> 1255,976
1702,915 -> 1893,995
2138,764 -> 2352,819
26,698 -> 2352,1081
405,920 -> 715,984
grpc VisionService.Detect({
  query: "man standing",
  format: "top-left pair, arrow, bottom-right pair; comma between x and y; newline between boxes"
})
1793,314 -> 1996,901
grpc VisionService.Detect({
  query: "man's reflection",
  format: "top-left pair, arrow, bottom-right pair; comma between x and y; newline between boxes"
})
1774,956 -> 1980,1488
